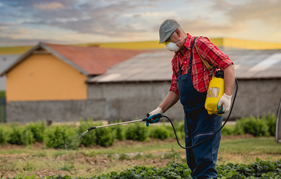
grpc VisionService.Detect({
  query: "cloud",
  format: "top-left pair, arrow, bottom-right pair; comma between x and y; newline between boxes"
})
34,2 -> 64,10
212,0 -> 281,27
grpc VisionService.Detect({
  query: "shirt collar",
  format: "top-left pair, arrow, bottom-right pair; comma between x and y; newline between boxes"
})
174,33 -> 192,56
183,33 -> 193,50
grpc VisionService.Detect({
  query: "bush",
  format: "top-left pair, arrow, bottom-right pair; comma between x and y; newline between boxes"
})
28,121 -> 46,142
261,113 -> 276,136
8,124 -> 24,145
221,125 -> 235,136
21,125 -> 34,145
112,120 -> 125,141
125,120 -> 148,141
77,119 -> 97,147
44,125 -> 79,149
164,121 -> 185,140
0,126 -> 11,145
234,116 -> 269,137
95,126 -> 116,147
149,125 -> 170,140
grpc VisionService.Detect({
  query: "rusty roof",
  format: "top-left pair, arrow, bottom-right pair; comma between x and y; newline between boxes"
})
0,42 -> 145,76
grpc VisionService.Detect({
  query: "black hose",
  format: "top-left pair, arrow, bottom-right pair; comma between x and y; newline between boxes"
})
163,78 -> 238,150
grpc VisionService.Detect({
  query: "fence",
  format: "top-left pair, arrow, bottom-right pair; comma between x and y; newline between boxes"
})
0,98 -> 6,122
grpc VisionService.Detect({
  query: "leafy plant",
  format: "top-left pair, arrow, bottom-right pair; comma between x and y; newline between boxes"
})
21,125 -> 34,145
8,124 -> 24,145
261,113 -> 276,136
112,120 -> 125,141
28,121 -> 46,142
234,116 -> 269,137
221,125 -> 235,136
149,125 -> 170,140
0,126 -> 11,145
95,125 -> 116,147
125,119 -> 148,141
44,125 -> 79,149
77,119 -> 97,147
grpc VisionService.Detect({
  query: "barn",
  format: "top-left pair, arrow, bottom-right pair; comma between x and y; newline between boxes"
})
86,50 -> 281,121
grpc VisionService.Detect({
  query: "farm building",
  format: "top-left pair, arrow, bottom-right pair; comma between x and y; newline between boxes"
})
0,39 -> 281,123
0,42 -> 145,122
87,50 -> 281,121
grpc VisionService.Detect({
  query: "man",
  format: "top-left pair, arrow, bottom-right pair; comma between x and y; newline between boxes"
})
146,19 -> 235,179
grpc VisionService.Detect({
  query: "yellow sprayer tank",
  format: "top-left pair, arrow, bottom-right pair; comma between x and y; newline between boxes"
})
205,70 -> 224,116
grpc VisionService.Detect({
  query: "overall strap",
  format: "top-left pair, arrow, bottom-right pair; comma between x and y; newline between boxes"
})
178,37 -> 197,75
194,37 -> 215,75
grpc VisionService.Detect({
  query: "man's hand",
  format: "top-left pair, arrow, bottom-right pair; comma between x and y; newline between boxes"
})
217,93 -> 232,114
146,107 -> 163,127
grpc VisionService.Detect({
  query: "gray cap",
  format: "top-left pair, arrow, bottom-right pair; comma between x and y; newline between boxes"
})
159,19 -> 180,44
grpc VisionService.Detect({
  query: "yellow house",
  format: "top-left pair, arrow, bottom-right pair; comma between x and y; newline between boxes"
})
0,42 -> 144,102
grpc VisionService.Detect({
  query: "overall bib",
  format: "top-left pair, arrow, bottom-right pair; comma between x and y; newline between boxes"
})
177,38 -> 222,179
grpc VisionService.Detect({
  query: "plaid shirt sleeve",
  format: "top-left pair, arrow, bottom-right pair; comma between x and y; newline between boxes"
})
196,37 -> 233,70
169,57 -> 179,95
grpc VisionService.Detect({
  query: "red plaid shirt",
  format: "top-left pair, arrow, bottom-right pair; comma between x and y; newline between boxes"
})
170,34 -> 233,95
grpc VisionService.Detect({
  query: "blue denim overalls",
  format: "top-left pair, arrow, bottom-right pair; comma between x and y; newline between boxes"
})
177,38 -> 222,179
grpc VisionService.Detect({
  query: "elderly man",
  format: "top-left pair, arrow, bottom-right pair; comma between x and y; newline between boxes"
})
146,19 -> 235,179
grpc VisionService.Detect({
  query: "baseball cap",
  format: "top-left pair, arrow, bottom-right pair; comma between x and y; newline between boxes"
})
159,19 -> 180,44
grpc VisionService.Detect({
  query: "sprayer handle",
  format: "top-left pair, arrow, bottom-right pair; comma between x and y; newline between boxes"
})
143,113 -> 162,122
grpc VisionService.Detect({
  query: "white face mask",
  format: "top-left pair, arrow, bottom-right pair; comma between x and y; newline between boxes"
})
165,35 -> 187,52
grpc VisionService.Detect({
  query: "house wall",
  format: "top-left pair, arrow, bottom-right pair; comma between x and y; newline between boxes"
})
6,54 -> 87,101
6,79 -> 281,123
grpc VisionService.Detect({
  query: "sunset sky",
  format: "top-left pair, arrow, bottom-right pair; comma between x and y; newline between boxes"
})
0,0 -> 280,47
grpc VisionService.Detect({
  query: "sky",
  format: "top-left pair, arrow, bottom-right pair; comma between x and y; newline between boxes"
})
0,0 -> 280,47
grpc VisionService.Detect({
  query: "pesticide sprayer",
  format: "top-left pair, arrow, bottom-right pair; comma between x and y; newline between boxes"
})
84,71 -> 238,150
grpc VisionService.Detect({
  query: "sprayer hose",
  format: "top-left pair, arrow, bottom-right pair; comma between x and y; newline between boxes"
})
163,78 -> 238,150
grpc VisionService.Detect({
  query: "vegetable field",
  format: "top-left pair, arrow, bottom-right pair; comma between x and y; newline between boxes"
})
0,113 -> 280,178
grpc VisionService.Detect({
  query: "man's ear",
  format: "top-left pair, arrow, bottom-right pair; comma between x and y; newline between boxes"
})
175,29 -> 181,38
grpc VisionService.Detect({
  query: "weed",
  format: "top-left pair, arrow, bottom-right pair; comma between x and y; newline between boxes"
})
107,153 -> 116,160
118,153 -> 131,160
58,163 -> 74,171
132,153 -> 143,160
22,160 -> 34,171
144,153 -> 153,159
163,146 -> 181,163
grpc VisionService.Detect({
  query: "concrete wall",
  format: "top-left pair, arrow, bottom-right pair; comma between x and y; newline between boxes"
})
7,99 -> 105,123
6,79 -> 281,123
230,79 -> 281,119
87,82 -> 185,122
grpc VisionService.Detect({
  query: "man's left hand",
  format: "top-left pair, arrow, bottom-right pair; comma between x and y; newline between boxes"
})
217,93 -> 232,114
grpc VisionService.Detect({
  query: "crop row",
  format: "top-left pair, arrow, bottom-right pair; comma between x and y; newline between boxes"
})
0,113 -> 276,149
1,158 -> 281,179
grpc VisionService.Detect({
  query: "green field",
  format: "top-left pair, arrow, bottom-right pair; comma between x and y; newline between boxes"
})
0,137 -> 280,178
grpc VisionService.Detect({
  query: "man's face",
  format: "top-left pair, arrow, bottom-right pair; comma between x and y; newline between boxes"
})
165,29 -> 184,49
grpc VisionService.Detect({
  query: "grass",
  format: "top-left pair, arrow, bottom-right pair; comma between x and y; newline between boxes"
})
219,137 -> 281,154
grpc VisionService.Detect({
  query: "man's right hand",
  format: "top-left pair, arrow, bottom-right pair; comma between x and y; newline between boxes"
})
146,107 -> 163,127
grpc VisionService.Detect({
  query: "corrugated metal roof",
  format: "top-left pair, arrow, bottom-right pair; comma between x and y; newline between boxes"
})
87,49 -> 281,83
0,55 -> 20,90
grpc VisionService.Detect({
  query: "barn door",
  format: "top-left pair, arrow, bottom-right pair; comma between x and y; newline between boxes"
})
0,98 -> 6,123
276,98 -> 281,143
